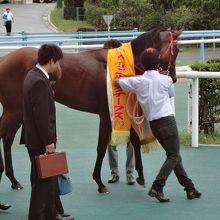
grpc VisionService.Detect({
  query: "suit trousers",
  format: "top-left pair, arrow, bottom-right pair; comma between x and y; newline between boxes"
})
27,148 -> 59,220
108,141 -> 134,175
150,116 -> 194,191
5,21 -> 12,33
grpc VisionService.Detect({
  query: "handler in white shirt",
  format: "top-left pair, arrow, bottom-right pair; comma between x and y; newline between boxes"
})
115,47 -> 201,203
2,8 -> 14,35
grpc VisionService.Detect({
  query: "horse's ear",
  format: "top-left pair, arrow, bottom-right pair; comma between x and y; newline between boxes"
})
173,29 -> 183,39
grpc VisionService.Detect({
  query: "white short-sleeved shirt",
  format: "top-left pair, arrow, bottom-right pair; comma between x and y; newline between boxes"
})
119,70 -> 174,121
2,11 -> 14,21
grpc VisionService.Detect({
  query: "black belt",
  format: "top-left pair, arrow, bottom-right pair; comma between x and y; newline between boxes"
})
150,115 -> 174,124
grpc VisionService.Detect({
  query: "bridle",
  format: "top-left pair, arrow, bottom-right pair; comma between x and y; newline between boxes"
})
158,31 -> 175,75
134,31 -> 176,77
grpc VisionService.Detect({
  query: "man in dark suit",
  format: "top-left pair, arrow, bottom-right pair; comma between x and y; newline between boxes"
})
22,44 -> 74,220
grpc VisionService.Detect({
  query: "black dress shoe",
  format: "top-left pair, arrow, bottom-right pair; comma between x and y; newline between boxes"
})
185,188 -> 202,200
55,214 -> 74,220
0,202 -> 11,210
61,213 -> 71,217
108,174 -> 119,183
148,187 -> 170,202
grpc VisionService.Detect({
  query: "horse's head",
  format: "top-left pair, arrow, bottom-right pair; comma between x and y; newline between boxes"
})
158,29 -> 182,83
131,28 -> 182,83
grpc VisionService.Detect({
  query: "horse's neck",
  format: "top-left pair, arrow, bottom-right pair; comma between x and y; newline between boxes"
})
131,29 -> 163,56
131,31 -> 161,75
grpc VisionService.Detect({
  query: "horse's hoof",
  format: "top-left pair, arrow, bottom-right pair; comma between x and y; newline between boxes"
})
136,177 -> 145,187
98,187 -> 110,194
11,182 -> 23,190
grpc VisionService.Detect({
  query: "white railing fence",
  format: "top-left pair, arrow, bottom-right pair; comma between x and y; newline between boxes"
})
176,66 -> 220,147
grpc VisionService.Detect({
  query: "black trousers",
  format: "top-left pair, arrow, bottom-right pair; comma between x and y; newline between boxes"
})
27,148 -> 63,220
5,21 -> 12,33
150,116 -> 194,192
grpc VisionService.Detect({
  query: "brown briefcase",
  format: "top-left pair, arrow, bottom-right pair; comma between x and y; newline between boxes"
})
35,152 -> 69,179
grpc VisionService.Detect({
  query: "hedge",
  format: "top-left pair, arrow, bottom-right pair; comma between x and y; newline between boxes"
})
190,58 -> 220,134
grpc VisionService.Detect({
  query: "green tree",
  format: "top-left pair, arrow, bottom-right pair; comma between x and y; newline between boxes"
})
147,0 -> 220,29
112,0 -> 153,29
84,0 -> 219,30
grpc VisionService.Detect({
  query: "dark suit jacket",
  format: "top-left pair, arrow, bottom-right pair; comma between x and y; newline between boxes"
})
21,68 -> 64,217
21,67 -> 56,151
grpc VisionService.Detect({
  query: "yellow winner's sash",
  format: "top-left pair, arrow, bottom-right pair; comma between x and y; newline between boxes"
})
107,42 -> 135,145
107,43 -> 160,152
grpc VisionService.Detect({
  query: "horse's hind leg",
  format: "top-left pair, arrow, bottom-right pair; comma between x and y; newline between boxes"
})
130,127 -> 145,187
0,110 -> 23,189
93,114 -> 111,193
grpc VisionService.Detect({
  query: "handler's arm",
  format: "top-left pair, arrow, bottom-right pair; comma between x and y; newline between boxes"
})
115,77 -> 139,92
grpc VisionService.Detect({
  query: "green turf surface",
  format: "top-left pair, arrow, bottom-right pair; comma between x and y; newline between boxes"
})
1,144 -> 220,220
1,84 -> 220,219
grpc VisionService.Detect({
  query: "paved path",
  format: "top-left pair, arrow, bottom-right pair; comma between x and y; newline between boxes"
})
177,47 -> 220,63
0,3 -> 57,34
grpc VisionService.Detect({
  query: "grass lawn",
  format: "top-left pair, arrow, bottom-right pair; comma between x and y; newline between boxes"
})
50,7 -> 94,32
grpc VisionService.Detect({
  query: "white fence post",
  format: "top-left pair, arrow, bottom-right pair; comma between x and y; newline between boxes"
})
191,78 -> 199,147
187,80 -> 192,132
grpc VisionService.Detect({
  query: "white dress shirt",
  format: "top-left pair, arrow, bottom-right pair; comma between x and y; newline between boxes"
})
119,70 -> 174,121
36,64 -> 49,79
2,11 -> 14,21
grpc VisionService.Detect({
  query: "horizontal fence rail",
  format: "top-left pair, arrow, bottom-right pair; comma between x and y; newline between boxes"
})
0,29 -> 220,40
0,30 -> 219,62
0,38 -> 219,50
0,32 -> 220,44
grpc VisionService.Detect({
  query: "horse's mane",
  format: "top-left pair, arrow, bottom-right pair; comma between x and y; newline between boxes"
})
131,28 -> 169,54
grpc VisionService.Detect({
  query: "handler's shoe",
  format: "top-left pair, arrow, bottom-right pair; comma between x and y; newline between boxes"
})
108,173 -> 119,183
127,173 -> 135,185
185,188 -> 202,200
148,187 -> 170,203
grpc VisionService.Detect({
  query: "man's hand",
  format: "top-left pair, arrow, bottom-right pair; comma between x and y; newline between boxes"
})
45,143 -> 55,154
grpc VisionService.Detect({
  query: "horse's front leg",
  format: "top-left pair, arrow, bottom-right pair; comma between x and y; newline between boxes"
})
0,111 -> 23,190
130,127 -> 145,187
0,149 -> 4,181
93,114 -> 111,193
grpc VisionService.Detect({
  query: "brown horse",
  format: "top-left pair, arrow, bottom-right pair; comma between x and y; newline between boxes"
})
0,28 -> 181,193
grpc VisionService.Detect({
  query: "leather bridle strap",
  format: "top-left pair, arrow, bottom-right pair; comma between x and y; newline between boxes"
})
159,32 -> 175,75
